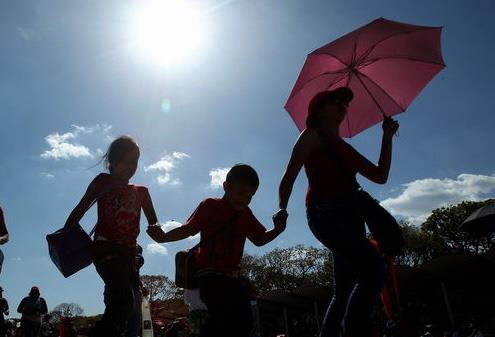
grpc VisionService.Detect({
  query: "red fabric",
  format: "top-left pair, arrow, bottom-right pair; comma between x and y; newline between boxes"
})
92,174 -> 151,246
285,17 -> 445,137
370,240 -> 401,320
183,198 -> 267,273
304,137 -> 369,203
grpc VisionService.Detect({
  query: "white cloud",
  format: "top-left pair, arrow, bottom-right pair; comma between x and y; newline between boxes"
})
144,152 -> 190,185
40,124 -> 112,160
381,174 -> 495,225
18,27 -> 34,40
209,167 -> 230,189
40,172 -> 55,179
146,243 -> 168,255
41,132 -> 91,160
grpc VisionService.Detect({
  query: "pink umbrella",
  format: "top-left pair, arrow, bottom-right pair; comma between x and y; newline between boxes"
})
285,17 -> 445,137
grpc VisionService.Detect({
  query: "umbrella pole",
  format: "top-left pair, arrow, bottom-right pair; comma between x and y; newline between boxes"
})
353,70 -> 387,118
283,305 -> 290,337
314,301 -> 321,333
440,281 -> 455,329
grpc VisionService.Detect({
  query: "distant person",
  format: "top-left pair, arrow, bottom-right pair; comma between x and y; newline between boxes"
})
62,136 -> 161,337
276,87 -> 399,337
17,287 -> 48,337
40,314 -> 55,337
0,287 -> 9,337
0,207 -> 10,275
147,164 -> 286,337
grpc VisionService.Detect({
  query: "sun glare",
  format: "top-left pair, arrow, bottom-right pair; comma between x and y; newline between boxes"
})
132,0 -> 204,67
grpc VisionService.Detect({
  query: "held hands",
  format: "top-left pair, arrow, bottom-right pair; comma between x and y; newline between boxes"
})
382,117 -> 399,139
146,223 -> 165,242
272,209 -> 288,233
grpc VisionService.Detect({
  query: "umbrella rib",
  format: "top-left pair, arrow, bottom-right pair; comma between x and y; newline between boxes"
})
345,72 -> 353,135
359,56 -> 446,68
356,27 -> 441,65
354,71 -> 405,117
288,68 -> 350,101
357,71 -> 406,111
310,52 -> 350,68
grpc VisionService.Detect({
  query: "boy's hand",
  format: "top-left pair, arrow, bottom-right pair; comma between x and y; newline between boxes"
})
272,209 -> 288,233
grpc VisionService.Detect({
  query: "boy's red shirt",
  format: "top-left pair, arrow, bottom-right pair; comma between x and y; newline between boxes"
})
183,198 -> 267,273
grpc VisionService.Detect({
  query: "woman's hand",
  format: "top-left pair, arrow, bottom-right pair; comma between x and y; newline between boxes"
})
272,209 -> 288,233
382,117 -> 399,139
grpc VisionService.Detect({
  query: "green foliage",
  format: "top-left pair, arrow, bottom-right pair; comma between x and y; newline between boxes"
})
50,302 -> 84,322
421,200 -> 494,256
140,274 -> 183,302
395,222 -> 443,267
241,244 -> 332,295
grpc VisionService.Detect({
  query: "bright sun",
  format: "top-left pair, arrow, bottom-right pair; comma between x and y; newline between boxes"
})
132,0 -> 204,67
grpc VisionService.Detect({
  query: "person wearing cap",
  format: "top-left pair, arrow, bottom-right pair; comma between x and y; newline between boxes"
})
0,287 -> 9,337
17,287 -> 48,337
275,87 -> 399,337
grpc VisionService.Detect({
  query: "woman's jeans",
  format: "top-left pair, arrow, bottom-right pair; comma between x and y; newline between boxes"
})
307,199 -> 385,337
92,241 -> 136,337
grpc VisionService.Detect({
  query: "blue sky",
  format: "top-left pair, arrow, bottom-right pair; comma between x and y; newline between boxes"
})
1,0 -> 494,316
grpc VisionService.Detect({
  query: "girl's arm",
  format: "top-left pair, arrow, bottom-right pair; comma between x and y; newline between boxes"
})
146,225 -> 197,243
277,129 -> 320,213
63,178 -> 99,228
141,189 -> 159,225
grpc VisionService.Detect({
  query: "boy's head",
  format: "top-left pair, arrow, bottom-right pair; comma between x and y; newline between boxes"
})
223,164 -> 259,210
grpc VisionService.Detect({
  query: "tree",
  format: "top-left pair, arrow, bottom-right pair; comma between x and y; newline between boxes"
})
395,222 -> 442,267
50,303 -> 84,322
241,244 -> 332,295
140,275 -> 182,302
421,199 -> 495,256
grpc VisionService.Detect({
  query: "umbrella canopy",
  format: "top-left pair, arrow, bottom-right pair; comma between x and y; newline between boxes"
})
459,201 -> 495,233
285,17 -> 445,137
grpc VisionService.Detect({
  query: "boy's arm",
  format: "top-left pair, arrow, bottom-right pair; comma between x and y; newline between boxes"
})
147,224 -> 198,243
249,214 -> 286,247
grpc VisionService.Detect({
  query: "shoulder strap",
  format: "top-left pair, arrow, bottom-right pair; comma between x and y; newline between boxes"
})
190,211 -> 241,252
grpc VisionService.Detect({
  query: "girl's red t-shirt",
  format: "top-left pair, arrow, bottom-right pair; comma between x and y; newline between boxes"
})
92,173 -> 151,246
